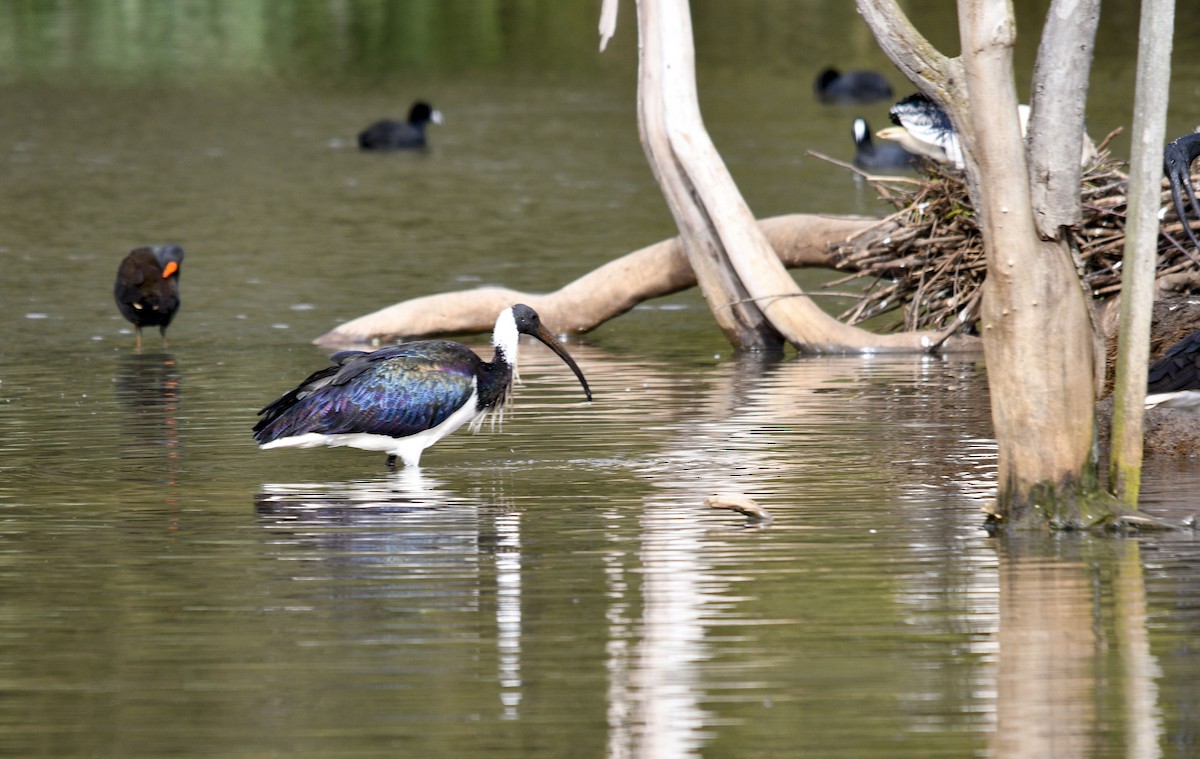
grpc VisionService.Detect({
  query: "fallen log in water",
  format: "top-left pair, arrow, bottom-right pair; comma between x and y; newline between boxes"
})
315,214 -> 898,347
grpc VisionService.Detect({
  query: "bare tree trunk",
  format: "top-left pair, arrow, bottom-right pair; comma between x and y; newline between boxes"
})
1027,1 -> 1100,234
860,0 -> 1121,527
635,0 -> 783,351
631,0 -> 965,354
1109,0 -> 1176,504
960,1 -> 1101,525
855,0 -> 966,106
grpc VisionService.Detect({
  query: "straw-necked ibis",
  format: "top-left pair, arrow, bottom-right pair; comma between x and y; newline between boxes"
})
1164,131 -> 1200,253
253,304 -> 591,467
813,68 -> 892,104
1146,330 -> 1200,414
358,101 -> 444,150
113,244 -> 184,352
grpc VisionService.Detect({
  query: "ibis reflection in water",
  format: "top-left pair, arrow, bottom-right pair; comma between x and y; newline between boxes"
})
253,304 -> 592,467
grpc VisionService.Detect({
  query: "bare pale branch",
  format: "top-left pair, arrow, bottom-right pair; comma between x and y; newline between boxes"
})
598,0 -> 619,52
1028,0 -> 1101,235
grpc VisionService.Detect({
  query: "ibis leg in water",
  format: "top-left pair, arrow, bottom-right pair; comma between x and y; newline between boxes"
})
253,304 -> 591,467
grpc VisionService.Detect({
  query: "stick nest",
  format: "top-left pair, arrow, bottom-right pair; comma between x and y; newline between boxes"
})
825,140 -> 1200,333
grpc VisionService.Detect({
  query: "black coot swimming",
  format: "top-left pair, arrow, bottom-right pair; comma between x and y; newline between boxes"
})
358,101 -> 444,150
813,68 -> 893,104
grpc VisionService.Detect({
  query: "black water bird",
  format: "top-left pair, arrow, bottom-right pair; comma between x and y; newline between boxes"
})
1146,330 -> 1200,414
113,244 -> 184,352
1164,131 -> 1200,253
851,117 -> 916,170
253,304 -> 592,467
813,68 -> 892,104
358,101 -> 444,150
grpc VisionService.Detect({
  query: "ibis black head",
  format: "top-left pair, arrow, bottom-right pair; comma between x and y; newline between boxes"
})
509,304 -> 592,402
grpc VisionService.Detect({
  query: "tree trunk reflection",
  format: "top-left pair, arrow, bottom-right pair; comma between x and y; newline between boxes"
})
993,538 -> 1162,757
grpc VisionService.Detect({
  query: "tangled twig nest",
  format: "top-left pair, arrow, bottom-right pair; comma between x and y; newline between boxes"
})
823,133 -> 1200,333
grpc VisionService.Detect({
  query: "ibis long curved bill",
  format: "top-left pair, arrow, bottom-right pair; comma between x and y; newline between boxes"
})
523,318 -> 591,402
253,303 -> 592,468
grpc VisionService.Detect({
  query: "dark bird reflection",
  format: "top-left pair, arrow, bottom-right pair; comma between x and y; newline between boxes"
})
254,468 -> 526,717
113,351 -> 182,475
255,467 -> 461,522
253,469 -> 508,580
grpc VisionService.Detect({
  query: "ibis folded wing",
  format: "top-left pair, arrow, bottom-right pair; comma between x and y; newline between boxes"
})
253,342 -> 484,443
1148,331 -> 1200,395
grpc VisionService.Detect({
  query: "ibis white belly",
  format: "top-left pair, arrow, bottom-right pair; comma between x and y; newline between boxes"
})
259,387 -> 485,466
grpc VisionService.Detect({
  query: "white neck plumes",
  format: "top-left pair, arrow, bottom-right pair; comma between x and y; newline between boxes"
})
492,306 -> 521,378
471,306 -> 522,434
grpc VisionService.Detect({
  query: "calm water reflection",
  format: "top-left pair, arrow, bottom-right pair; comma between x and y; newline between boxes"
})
2,2 -> 1200,758
6,346 -> 1199,757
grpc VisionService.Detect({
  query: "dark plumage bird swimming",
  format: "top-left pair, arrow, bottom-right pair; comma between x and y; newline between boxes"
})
358,101 -> 444,150
113,244 -> 184,352
253,304 -> 592,467
1164,131 -> 1200,253
813,68 -> 893,104
851,117 -> 916,170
